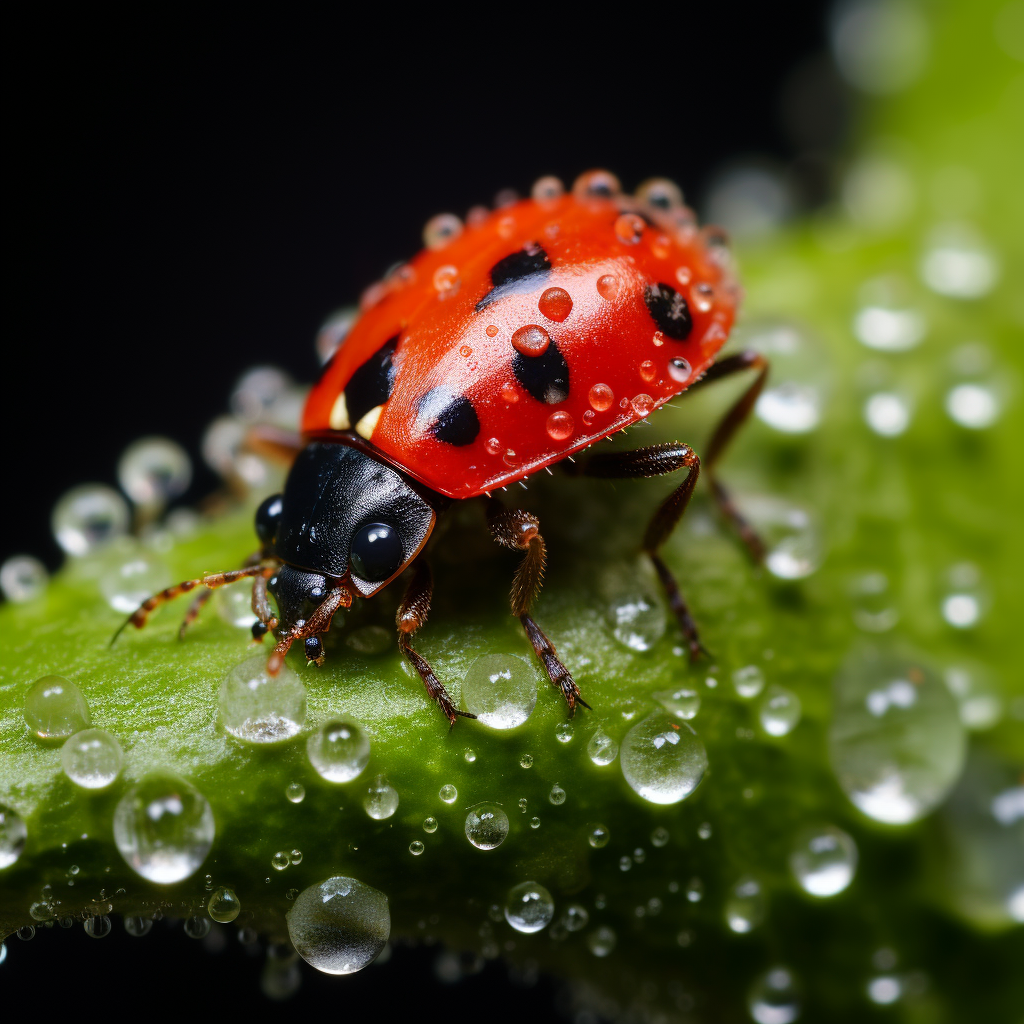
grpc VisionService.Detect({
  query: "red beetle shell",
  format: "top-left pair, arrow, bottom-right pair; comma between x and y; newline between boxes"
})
302,187 -> 739,499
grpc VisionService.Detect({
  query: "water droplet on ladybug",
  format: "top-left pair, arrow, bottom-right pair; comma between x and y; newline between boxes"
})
501,384 -> 519,404
485,437 -> 502,456
433,265 -> 460,295
651,234 -> 672,259
637,177 -> 684,210
619,397 -> 630,410
573,169 -> 622,199
668,357 -> 692,383
497,215 -> 516,239
692,282 -> 714,313
652,330 -> 665,347
546,411 -> 574,442
511,324 -> 550,357
614,213 -> 645,245
485,324 -> 499,338
359,281 -> 387,311
589,383 -> 614,411
538,287 -> 573,322
675,265 -> 693,287
423,213 -> 463,250
639,361 -> 656,383
531,176 -> 564,202
466,205 -> 489,228
596,274 -> 620,301
459,345 -> 472,358
582,409 -> 596,426
503,449 -> 519,468
631,394 -> 656,418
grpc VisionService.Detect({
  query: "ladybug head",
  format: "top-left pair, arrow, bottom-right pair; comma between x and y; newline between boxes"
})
258,440 -> 436,630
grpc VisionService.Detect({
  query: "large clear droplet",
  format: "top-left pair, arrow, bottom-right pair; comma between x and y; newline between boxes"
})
208,886 -> 241,923
829,643 -> 965,825
24,676 -> 91,740
587,729 -> 619,766
363,776 -> 399,820
51,485 -> 130,556
504,881 -> 555,933
620,712 -> 707,805
0,555 -> 48,603
286,876 -> 390,975
789,824 -> 858,897
733,665 -> 765,699
461,654 -> 537,729
0,804 -> 28,869
61,729 -> 123,789
601,561 -> 666,652
653,688 -> 700,720
113,772 -> 215,884
725,875 -> 766,933
307,718 -> 370,783
464,803 -> 510,850
117,437 -> 192,510
219,654 -> 306,744
748,965 -> 801,1023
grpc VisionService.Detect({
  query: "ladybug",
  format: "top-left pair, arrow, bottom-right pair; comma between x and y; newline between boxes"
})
117,171 -> 768,726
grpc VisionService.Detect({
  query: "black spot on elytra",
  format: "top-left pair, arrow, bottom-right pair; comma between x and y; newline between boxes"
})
344,335 -> 399,425
643,284 -> 693,340
418,387 -> 480,446
475,242 -> 551,311
513,339 -> 570,405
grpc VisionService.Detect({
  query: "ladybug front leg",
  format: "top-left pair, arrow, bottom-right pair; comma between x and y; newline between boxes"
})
265,585 -> 351,675
579,443 -> 707,659
396,560 -> 476,728
486,500 -> 590,714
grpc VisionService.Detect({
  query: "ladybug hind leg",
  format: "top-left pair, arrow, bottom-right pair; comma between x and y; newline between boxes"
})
486,500 -> 589,714
396,560 -> 476,728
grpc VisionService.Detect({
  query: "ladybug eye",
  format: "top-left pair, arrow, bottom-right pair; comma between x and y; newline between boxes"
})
349,522 -> 404,582
255,493 -> 284,547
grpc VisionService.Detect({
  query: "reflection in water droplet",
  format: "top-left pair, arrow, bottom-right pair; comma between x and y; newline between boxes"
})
409,841 -> 425,856
759,686 -> 802,737
733,665 -> 765,699
113,772 -> 215,883
588,824 -> 610,848
756,383 -> 821,434
465,804 -> 510,850
864,392 -> 911,436
220,654 -> 306,744
363,776 -> 399,821
654,688 -> 701,720
829,644 -> 965,824
423,817 -> 438,834
555,722 -> 574,744
587,925 -> 617,957
749,966 -> 801,1023
100,552 -> 171,614
920,224 -> 1000,299
0,555 -> 48,603
620,712 -> 708,805
504,881 -> 554,933
520,754 -> 534,769
52,485 -> 130,555
439,784 -> 458,804
208,886 -> 241,923
286,782 -> 305,803
118,437 -> 192,510
85,915 -> 112,939
790,825 -> 858,897
562,904 -> 589,932
602,562 -> 667,651
286,876 -> 390,975
725,876 -> 766,933
546,410 -> 574,441
587,729 -> 619,766
24,676 -> 91,740
61,729 -> 123,789
307,719 -> 370,783
0,804 -> 28,869
549,785 -> 566,806
462,654 -> 537,729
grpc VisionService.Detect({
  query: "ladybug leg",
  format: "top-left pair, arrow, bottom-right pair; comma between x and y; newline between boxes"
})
250,570 -> 279,638
176,550 -> 270,640
579,443 -> 707,659
688,350 -> 770,561
396,560 -> 475,728
266,585 -> 351,675
486,501 -> 589,714
111,563 -> 278,645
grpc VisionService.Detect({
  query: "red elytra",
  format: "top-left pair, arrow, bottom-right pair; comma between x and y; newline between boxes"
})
302,189 -> 739,498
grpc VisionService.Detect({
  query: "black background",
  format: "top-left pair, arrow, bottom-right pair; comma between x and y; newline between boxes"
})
5,5 -> 842,1015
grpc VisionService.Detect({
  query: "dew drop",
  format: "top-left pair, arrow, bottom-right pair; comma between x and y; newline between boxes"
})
465,803 -> 510,850
0,804 -> 27,869
587,729 -> 619,766
631,394 -> 656,418
619,856 -> 632,871
941,561 -> 986,629
736,495 -> 822,580
538,287 -> 573,322
548,785 -> 566,806
638,360 -> 656,383
51,485 -> 130,556
853,279 -> 926,351
504,881 -> 554,933
726,876 -> 766,933
435,784 -> 458,807
24,676 -> 90,740
596,275 -> 620,301
614,213 -> 645,245
850,571 -> 899,632
603,564 -> 667,652
307,718 -> 371,783
829,643 -> 965,825
790,824 -> 858,897
0,555 -> 48,603
503,449 -> 519,467
587,926 -> 617,957
519,754 -> 534,769
756,383 -> 821,434
61,729 -> 123,789
485,437 -> 502,456
315,306 -> 358,364
529,816 -> 541,829
620,712 -> 708,805
99,552 -> 171,614
573,169 -> 621,199
208,886 -> 241,923
749,966 -> 801,1023
654,687 -> 701,720
944,664 -> 1003,731
409,841 -> 425,856
432,264 -> 460,295
546,410 -> 574,442
85,915 -> 112,939
360,775 -> 399,821
485,324 -> 500,339
113,772 -> 215,884
117,437 -> 192,510
638,177 -> 684,209
587,824 -> 610,848
759,686 -> 802,737
667,357 -> 692,383
919,224 -> 1000,299
698,822 -> 713,840
867,975 -> 903,1005
423,213 -> 463,250
272,851 -> 291,870
423,817 -> 438,834
124,916 -> 153,936
555,722 -> 574,744
285,782 -> 305,804
510,324 -> 551,357
733,665 -> 765,699
864,391 -> 911,436
588,383 -> 615,413
215,584 -> 259,629
531,176 -> 564,202
286,876 -> 390,975
184,915 -> 210,940
220,654 -> 306,744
